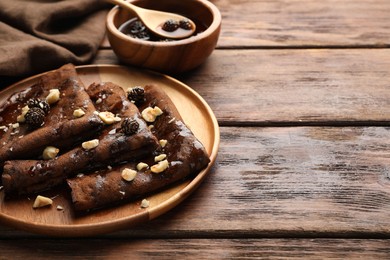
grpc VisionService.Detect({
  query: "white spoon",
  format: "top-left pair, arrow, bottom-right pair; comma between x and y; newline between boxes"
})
107,0 -> 196,39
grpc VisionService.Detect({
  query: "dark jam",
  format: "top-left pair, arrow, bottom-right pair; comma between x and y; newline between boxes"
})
118,17 -> 206,42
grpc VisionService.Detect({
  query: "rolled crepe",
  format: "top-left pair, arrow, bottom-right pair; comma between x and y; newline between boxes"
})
2,82 -> 159,195
0,64 -> 103,165
67,84 -> 210,211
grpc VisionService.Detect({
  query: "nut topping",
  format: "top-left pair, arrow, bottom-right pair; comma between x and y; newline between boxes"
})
136,162 -> 149,171
140,199 -> 150,208
141,106 -> 163,122
46,89 -> 60,104
33,195 -> 53,208
98,111 -> 118,125
82,139 -> 99,150
151,159 -> 169,173
154,154 -> 167,162
73,108 -> 85,118
159,139 -> 168,148
121,168 -> 137,182
42,146 -> 59,160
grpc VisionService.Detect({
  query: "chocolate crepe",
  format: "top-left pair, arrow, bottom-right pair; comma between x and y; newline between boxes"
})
67,84 -> 210,211
0,64 -> 104,166
2,82 -> 159,195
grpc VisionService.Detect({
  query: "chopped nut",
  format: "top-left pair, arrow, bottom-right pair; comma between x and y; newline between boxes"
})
98,111 -> 116,124
17,105 -> 30,123
141,106 -> 163,122
0,185 -> 4,191
73,108 -> 85,118
136,162 -> 148,171
46,89 -> 60,104
121,168 -> 137,181
11,123 -> 19,129
159,139 -> 168,148
96,98 -> 102,104
140,199 -> 149,208
33,195 -> 53,208
56,205 -> 64,211
82,139 -> 99,150
154,154 -> 167,162
151,159 -> 169,173
42,146 -> 59,160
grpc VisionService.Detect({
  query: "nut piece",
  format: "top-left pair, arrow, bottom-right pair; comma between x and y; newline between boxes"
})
136,162 -> 148,171
33,195 -> 53,208
140,199 -> 149,208
73,108 -> 85,118
154,153 -> 167,162
151,159 -> 169,173
46,89 -> 60,104
159,139 -> 168,148
141,106 -> 163,123
121,168 -> 137,182
98,111 -> 117,124
82,139 -> 99,150
42,146 -> 59,160
17,105 -> 30,123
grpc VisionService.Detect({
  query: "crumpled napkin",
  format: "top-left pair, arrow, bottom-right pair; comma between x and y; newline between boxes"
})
0,0 -> 109,77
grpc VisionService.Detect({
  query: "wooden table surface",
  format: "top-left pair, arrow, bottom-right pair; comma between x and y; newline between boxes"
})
1,0 -> 390,258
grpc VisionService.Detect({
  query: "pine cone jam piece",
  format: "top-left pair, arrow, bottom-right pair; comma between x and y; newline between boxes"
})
179,19 -> 193,30
121,118 -> 139,135
162,19 -> 179,32
27,98 -> 50,114
25,107 -> 46,128
127,87 -> 145,105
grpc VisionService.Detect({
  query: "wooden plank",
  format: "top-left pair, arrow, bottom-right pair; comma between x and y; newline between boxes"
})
213,0 -> 390,47
122,126 -> 390,237
1,126 -> 389,237
93,49 -> 390,125
0,238 -> 390,259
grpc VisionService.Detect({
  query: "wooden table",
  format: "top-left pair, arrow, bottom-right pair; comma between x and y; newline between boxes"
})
1,0 -> 390,258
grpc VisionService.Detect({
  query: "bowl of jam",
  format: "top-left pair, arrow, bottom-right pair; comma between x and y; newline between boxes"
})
106,0 -> 221,74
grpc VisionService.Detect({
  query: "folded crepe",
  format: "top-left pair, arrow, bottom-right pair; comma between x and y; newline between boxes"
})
2,82 -> 159,195
0,64 -> 104,166
67,84 -> 210,211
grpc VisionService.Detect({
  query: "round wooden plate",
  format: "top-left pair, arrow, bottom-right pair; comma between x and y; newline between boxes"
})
0,65 -> 219,236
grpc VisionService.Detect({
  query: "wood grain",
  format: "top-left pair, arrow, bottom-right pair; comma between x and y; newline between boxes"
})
1,238 -> 390,259
93,48 -> 390,125
212,0 -> 390,47
124,126 -> 390,237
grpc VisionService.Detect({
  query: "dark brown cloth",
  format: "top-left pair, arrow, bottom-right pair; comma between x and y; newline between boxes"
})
0,0 -> 109,77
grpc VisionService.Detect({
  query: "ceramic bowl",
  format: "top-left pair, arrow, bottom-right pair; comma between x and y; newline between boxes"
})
106,0 -> 221,74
